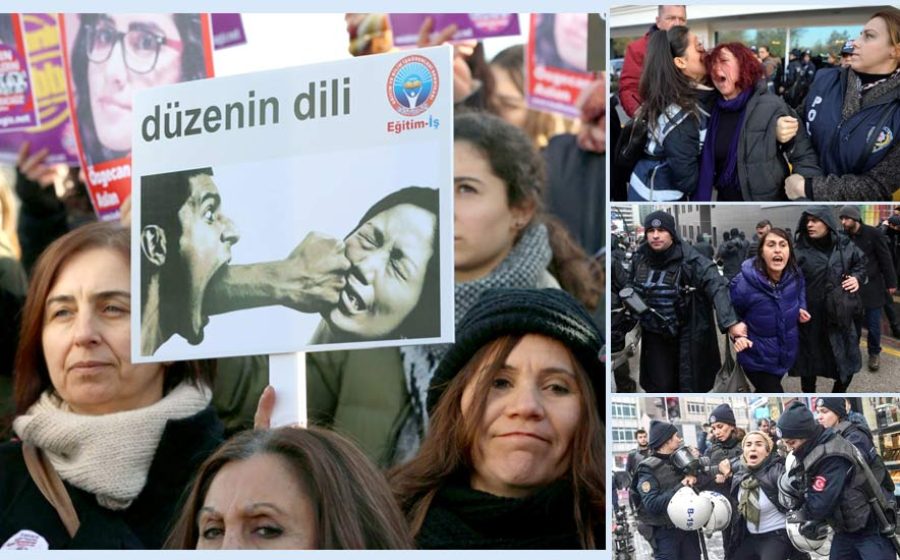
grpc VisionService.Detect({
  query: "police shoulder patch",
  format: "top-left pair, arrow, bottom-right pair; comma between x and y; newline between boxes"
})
872,126 -> 894,154
812,475 -> 827,492
641,481 -> 652,493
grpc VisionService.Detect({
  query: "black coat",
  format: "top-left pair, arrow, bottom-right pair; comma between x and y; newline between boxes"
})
734,82 -> 822,201
790,207 -> 866,381
629,240 -> 739,391
0,406 -> 223,549
416,479 -> 596,549
847,222 -> 896,308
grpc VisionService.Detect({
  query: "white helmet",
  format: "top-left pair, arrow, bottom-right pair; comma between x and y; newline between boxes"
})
786,520 -> 832,555
667,487 -> 713,531
699,491 -> 732,534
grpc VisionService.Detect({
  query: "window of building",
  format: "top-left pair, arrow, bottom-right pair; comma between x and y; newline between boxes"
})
715,27 -> 788,58
612,402 -> 637,419
613,427 -> 637,443
790,24 -> 863,62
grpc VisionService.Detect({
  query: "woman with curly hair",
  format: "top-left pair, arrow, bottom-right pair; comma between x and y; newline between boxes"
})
696,42 -> 820,201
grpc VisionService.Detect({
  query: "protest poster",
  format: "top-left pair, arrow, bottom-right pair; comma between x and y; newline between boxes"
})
131,46 -> 454,363
59,13 -> 215,221
526,13 -> 595,118
0,14 -> 78,166
389,14 -> 520,46
212,14 -> 247,50
0,14 -> 40,132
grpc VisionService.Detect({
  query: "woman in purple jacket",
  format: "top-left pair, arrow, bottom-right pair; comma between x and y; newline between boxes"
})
729,228 -> 810,392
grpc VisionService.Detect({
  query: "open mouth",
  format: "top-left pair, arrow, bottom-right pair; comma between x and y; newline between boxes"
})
771,255 -> 784,265
747,452 -> 759,462
339,278 -> 368,315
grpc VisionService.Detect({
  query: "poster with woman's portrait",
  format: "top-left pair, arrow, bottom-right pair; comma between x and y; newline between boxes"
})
130,46 -> 454,363
0,13 -> 40,132
59,13 -> 214,221
526,13 -> 596,118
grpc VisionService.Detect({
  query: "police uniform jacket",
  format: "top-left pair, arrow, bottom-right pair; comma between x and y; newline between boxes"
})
629,239 -> 739,392
0,407 -> 223,549
632,453 -> 685,528
794,427 -> 874,534
626,446 -> 651,478
803,67 -> 900,200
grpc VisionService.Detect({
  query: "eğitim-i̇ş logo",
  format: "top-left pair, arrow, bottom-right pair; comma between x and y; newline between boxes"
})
387,55 -> 439,117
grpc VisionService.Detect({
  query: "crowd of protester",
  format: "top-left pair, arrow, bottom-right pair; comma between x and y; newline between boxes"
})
613,205 -> 900,394
611,5 -> 900,202
620,399 -> 897,560
0,13 -> 603,550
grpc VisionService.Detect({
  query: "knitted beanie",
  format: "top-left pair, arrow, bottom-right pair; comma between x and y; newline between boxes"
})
838,205 -> 861,223
815,397 -> 848,419
648,420 -> 678,450
708,403 -> 736,426
643,211 -> 677,240
427,288 -> 602,414
777,401 -> 817,439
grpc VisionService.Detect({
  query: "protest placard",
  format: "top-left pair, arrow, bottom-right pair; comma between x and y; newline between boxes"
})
0,14 -> 40,132
526,13 -> 595,118
59,13 -> 215,221
212,13 -> 246,50
0,14 -> 78,166
389,14 -> 521,47
131,45 -> 454,363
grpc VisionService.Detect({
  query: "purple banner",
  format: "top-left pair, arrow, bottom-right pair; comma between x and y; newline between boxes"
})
212,13 -> 246,50
0,13 -> 77,165
389,14 -> 520,47
0,14 -> 40,132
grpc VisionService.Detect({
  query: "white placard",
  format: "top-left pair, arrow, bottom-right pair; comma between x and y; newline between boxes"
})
131,46 -> 454,362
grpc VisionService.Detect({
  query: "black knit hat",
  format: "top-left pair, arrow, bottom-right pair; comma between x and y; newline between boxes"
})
648,420 -> 678,450
889,216 -> 900,227
427,288 -> 602,415
839,205 -> 861,223
643,211 -> 677,240
708,403 -> 735,426
815,397 -> 847,419
777,401 -> 817,439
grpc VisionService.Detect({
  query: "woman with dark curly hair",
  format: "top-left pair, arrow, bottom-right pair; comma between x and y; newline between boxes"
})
69,14 -> 208,164
697,42 -> 820,201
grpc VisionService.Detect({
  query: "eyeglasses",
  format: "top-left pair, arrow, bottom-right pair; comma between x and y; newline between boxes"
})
85,23 -> 183,74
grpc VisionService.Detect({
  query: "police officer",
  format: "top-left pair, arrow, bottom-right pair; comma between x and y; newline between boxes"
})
632,420 -> 706,560
704,403 -> 744,559
629,210 -> 746,393
815,397 -> 895,499
705,404 -> 744,485
777,400 -> 896,559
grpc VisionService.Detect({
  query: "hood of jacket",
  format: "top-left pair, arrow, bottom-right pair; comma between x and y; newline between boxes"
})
796,205 -> 841,248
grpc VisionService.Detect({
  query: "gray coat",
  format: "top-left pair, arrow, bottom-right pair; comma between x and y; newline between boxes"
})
736,83 -> 822,201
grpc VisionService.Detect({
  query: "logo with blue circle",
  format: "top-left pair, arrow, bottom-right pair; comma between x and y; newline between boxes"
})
387,55 -> 439,117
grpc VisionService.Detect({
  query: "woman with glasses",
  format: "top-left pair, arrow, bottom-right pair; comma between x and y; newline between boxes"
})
69,14 -> 208,164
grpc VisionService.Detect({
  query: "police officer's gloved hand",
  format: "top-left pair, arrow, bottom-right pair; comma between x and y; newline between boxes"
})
799,520 -> 829,541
